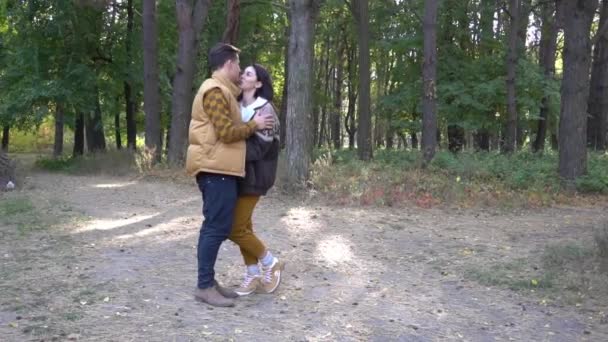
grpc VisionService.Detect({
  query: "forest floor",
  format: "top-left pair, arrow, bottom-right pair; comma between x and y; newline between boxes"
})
1,171 -> 608,341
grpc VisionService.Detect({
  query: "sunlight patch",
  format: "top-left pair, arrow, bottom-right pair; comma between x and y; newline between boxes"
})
282,207 -> 322,233
114,216 -> 191,241
316,235 -> 354,266
91,181 -> 137,189
77,213 -> 160,232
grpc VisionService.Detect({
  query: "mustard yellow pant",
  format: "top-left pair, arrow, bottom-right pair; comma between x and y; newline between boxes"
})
228,195 -> 267,265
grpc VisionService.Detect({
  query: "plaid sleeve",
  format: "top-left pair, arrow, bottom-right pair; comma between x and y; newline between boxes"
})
203,88 -> 257,143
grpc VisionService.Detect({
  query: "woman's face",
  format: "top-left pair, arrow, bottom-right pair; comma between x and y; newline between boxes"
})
240,66 -> 261,92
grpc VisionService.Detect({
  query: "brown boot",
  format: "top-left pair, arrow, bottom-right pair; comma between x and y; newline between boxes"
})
214,280 -> 238,299
193,286 -> 235,307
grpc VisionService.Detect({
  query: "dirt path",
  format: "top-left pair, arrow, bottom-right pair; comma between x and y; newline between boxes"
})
1,172 -> 607,341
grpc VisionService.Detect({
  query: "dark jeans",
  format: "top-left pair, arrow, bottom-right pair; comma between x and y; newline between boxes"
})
196,172 -> 238,289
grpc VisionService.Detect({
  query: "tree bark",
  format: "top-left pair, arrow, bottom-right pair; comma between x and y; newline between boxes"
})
85,89 -> 107,153
504,0 -> 520,153
143,0 -> 162,162
352,0 -> 372,160
332,31 -> 344,150
125,0 -> 137,150
1,125 -> 9,152
587,0 -> 608,151
532,0 -> 558,153
53,103 -> 64,157
222,0 -> 240,44
114,102 -> 122,150
279,15 -> 290,149
73,113 -> 85,157
516,0 -> 532,149
345,41 -> 357,150
167,0 -> 212,165
422,0 -> 438,164
558,0 -> 598,180
286,0 -> 321,185
448,125 -> 465,152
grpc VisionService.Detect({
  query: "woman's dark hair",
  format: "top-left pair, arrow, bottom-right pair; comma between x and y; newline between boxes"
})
251,64 -> 274,102
208,43 -> 240,72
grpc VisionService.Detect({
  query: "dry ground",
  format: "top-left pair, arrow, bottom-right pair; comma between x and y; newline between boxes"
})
1,172 -> 608,341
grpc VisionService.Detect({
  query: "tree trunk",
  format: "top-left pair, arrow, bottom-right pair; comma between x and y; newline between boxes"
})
143,0 -> 162,162
285,0 -> 321,185
345,42 -> 357,150
504,0 -> 520,153
85,90 -> 107,153
73,113 -> 85,157
352,0 -> 372,160
533,0 -> 558,153
516,0 -> 532,150
53,103 -> 64,157
167,0 -> 212,165
125,0 -> 137,150
587,0 -> 608,151
0,149 -> 15,186
422,0 -> 438,164
114,104 -> 122,150
476,0 -> 495,151
332,32 -> 344,150
279,15 -> 290,149
558,0 -> 598,180
448,125 -> 465,152
1,126 -> 9,152
222,0 -> 240,44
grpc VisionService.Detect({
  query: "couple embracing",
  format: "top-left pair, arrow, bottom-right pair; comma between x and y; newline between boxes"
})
186,43 -> 284,307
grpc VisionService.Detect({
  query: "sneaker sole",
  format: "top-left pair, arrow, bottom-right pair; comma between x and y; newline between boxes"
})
235,289 -> 256,296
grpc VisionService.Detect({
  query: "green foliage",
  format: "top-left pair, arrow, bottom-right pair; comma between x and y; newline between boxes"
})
575,153 -> 608,193
311,149 -> 606,207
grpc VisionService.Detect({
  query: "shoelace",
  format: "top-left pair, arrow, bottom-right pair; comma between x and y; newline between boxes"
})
262,261 -> 275,283
241,274 -> 258,287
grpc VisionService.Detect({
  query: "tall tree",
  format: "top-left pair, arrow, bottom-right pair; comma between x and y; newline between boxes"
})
351,0 -> 372,160
422,0 -> 438,164
143,0 -> 162,162
532,0 -> 558,153
504,0 -> 520,153
124,0 -> 137,150
167,0 -> 212,165
588,0 -> 608,151
74,113 -> 85,157
222,0 -> 240,44
85,89 -> 107,153
286,0 -> 322,185
345,41 -> 358,150
558,0 -> 598,180
331,29 -> 345,150
1,126 -> 8,152
53,103 -> 64,157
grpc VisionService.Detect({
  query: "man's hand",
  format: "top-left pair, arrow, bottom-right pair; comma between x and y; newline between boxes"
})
253,112 -> 274,130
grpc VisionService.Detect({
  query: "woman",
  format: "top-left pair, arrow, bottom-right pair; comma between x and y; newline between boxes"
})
228,64 -> 284,296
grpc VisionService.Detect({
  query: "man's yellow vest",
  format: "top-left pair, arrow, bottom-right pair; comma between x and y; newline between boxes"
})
185,75 -> 246,177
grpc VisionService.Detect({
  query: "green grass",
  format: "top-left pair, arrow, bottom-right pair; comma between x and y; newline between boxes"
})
464,258 -> 555,291
465,240 -> 608,306
34,149 -> 138,176
0,196 -> 71,235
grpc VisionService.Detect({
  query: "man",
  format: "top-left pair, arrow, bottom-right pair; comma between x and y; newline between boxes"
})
186,43 -> 274,307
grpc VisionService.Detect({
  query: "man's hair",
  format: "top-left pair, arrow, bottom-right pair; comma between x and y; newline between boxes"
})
208,43 -> 240,72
